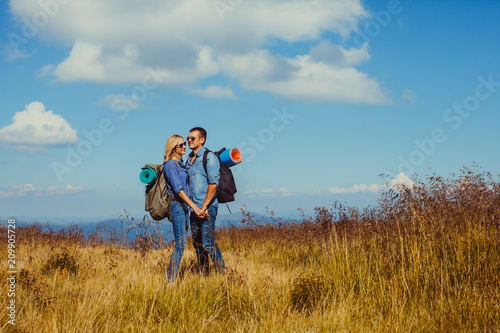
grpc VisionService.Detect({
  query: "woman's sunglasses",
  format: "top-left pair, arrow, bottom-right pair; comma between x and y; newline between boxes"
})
176,142 -> 187,148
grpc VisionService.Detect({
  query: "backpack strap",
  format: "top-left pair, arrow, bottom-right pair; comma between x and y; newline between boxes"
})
203,148 -> 226,174
202,149 -> 210,175
203,148 -> 226,172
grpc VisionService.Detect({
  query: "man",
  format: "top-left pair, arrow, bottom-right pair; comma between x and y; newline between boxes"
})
186,127 -> 225,275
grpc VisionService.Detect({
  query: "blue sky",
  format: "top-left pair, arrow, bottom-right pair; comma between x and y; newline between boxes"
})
1,0 -> 499,221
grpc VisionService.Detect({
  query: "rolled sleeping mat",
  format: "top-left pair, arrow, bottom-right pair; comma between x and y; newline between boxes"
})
140,166 -> 157,184
219,147 -> 242,168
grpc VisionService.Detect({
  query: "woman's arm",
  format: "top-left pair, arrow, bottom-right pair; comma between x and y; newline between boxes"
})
165,160 -> 206,218
177,189 -> 205,217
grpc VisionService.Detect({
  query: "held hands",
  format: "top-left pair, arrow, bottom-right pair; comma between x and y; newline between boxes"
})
194,206 -> 208,219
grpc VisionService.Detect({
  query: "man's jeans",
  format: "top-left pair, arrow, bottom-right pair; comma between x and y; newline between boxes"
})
167,201 -> 189,282
190,205 -> 225,275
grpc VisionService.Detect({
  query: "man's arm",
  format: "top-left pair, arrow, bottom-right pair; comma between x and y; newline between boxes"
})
202,152 -> 220,213
178,189 -> 205,217
202,184 -> 217,212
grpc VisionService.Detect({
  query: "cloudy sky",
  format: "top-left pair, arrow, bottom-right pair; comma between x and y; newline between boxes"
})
1,0 -> 499,221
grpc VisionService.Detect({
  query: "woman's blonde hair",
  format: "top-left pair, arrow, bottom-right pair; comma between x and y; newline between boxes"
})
164,135 -> 184,162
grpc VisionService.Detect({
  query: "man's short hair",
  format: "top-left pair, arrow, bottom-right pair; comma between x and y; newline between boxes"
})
190,127 -> 207,142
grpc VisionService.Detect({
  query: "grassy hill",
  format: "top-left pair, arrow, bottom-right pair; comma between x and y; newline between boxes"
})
1,167 -> 499,332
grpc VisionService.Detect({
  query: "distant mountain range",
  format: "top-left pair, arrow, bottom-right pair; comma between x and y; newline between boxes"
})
1,211 -> 291,244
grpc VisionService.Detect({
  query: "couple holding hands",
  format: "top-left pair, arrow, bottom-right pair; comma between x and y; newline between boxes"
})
163,127 -> 225,283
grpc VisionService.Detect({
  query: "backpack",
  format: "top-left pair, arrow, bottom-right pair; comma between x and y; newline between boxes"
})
144,163 -> 173,221
203,148 -> 237,204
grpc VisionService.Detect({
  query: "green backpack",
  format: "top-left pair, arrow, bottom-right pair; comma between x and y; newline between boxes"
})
144,163 -> 172,221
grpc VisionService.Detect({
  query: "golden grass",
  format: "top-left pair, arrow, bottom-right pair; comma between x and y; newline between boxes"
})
1,166 -> 499,332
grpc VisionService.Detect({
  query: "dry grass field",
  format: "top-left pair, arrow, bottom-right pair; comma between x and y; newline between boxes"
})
1,167 -> 499,332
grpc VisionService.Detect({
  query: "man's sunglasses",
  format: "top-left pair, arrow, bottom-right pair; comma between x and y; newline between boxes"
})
187,136 -> 197,142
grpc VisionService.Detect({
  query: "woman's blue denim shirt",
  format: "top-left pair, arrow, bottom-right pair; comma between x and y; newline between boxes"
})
164,159 -> 191,201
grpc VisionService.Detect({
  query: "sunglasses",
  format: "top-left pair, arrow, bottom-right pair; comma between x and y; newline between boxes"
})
186,136 -> 197,142
176,142 -> 187,148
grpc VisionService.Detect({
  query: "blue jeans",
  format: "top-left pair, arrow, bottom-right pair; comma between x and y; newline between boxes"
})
167,201 -> 189,282
190,205 -> 225,275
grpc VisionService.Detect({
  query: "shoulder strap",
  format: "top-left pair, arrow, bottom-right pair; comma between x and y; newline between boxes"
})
203,149 -> 210,174
203,148 -> 227,172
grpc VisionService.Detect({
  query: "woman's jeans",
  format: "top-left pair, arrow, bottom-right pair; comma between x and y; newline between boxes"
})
167,201 -> 189,283
190,205 -> 225,275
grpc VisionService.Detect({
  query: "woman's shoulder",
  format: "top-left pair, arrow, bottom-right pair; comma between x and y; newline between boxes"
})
164,159 -> 178,168
165,159 -> 184,168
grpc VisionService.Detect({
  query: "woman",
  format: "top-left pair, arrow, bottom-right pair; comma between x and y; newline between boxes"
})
163,135 -> 205,283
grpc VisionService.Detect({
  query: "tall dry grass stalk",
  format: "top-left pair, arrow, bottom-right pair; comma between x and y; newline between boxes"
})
1,166 -> 499,332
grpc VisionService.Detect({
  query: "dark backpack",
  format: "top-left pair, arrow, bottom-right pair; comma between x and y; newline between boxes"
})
144,163 -> 173,221
203,148 -> 237,204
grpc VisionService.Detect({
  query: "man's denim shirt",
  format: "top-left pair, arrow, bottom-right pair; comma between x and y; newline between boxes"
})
164,159 -> 191,201
186,146 -> 220,209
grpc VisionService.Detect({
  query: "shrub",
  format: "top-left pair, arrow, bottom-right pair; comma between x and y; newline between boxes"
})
290,272 -> 327,311
42,252 -> 79,275
19,268 -> 36,287
130,216 -> 167,257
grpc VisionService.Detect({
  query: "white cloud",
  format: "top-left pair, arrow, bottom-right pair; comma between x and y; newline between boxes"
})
219,50 -> 292,81
309,41 -> 370,66
10,0 -> 368,48
98,94 -> 146,111
36,64 -> 55,78
324,173 -> 413,195
244,176 -> 414,199
310,189 -> 324,196
390,173 -> 414,188
64,184 -> 84,191
0,101 -> 78,148
190,85 -> 237,99
329,183 -> 380,194
44,41 -> 219,84
0,191 -> 13,198
0,184 -> 85,197
8,0 -> 390,104
219,50 -> 389,103
342,43 -> 371,66
243,187 -> 294,197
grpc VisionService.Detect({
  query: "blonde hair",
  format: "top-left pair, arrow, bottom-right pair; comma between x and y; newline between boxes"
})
164,135 -> 184,162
